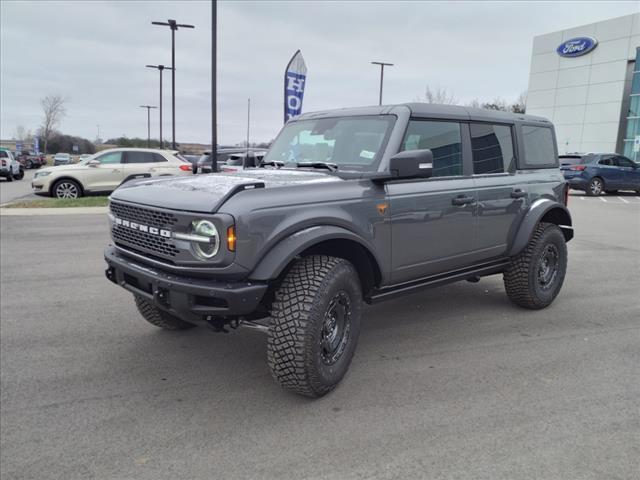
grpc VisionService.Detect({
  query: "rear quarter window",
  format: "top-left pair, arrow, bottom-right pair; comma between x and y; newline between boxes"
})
521,125 -> 557,168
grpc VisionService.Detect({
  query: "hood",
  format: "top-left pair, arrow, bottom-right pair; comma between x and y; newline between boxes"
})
109,169 -> 342,213
41,164 -> 84,173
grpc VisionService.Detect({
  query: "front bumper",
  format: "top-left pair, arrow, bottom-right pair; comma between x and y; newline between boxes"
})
104,246 -> 268,323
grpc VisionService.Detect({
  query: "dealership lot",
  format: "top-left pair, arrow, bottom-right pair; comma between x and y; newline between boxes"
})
0,169 -> 37,205
1,197 -> 638,480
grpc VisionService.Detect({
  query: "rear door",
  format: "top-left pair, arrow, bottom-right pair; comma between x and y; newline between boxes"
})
595,155 -> 622,188
83,151 -> 124,191
470,122 -> 528,259
122,151 -> 158,182
387,119 -> 478,283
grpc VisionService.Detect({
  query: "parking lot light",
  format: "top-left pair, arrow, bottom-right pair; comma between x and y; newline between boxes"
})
139,105 -> 158,148
371,61 -> 393,105
145,64 -> 173,149
151,19 -> 195,150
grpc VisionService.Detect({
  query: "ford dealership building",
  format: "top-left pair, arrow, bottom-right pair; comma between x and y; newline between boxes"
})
526,13 -> 640,159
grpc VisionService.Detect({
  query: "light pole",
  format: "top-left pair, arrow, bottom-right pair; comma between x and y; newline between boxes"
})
146,64 -> 173,149
152,19 -> 195,150
139,105 -> 157,148
211,0 -> 217,172
371,61 -> 393,105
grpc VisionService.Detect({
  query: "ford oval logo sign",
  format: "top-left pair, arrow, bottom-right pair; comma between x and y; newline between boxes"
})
557,37 -> 598,57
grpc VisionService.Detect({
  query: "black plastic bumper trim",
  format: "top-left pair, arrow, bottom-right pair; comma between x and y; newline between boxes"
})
104,246 -> 267,321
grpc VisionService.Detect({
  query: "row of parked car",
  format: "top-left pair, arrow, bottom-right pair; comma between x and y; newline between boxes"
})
182,147 -> 268,174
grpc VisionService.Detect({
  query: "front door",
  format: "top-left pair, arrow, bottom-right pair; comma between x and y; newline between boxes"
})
613,155 -> 640,190
387,119 -> 478,284
84,151 -> 124,191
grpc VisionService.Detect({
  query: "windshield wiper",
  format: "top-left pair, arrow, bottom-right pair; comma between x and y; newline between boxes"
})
259,160 -> 284,168
296,161 -> 338,172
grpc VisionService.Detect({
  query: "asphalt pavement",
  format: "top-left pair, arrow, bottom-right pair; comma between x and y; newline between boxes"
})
0,169 -> 38,205
1,196 -> 639,480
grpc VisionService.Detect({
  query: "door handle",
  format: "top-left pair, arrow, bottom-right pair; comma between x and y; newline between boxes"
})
452,195 -> 475,206
510,189 -> 527,199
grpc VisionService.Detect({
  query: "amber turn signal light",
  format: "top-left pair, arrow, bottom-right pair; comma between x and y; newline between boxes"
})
227,226 -> 236,251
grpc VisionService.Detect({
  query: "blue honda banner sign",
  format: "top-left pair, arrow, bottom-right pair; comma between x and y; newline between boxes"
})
284,50 -> 307,123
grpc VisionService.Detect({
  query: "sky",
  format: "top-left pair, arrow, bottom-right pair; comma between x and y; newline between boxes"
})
1,0 -> 639,146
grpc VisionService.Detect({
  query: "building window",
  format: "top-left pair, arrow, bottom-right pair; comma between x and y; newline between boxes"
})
623,47 -> 640,161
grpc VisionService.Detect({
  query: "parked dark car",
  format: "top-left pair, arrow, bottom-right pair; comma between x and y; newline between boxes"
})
15,150 -> 46,169
560,153 -> 640,195
198,147 -> 267,173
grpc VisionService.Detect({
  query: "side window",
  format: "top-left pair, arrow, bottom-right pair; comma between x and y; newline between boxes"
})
125,152 -> 154,164
521,125 -> 556,167
470,123 -> 515,174
96,151 -> 122,164
152,153 -> 167,163
401,120 -> 462,177
614,156 -> 635,168
598,156 -> 612,166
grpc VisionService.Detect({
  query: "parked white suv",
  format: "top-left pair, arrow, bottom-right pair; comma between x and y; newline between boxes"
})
32,148 -> 194,198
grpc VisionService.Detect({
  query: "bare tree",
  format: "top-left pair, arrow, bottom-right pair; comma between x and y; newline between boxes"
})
13,125 -> 32,142
40,94 -> 67,154
466,98 -> 482,109
416,85 -> 458,105
511,91 -> 527,114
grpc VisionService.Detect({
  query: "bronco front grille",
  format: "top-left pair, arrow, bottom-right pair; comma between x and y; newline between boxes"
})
110,201 -> 178,228
110,201 -> 181,258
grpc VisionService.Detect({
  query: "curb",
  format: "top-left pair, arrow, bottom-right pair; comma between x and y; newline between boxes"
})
0,207 -> 108,216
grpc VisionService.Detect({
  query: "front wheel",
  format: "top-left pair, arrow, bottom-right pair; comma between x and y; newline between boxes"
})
5,171 -> 13,182
53,179 -> 82,198
503,222 -> 567,309
267,255 -> 362,398
134,295 -> 196,330
14,168 -> 24,180
586,177 -> 603,196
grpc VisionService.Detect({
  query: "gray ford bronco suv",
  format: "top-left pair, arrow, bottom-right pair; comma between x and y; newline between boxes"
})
105,104 -> 573,397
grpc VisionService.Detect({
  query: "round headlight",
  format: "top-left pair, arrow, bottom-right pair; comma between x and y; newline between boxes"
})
191,220 -> 219,259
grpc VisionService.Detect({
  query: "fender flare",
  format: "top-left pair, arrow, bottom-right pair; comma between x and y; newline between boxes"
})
249,225 -> 381,281
509,199 -> 573,256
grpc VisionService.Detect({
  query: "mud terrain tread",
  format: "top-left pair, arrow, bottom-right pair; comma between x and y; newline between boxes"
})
267,255 -> 357,397
503,222 -> 566,309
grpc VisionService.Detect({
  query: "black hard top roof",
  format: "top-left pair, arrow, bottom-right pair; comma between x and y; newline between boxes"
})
296,103 -> 551,125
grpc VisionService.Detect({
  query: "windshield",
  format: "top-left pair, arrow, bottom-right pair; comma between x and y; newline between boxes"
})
262,115 -> 395,172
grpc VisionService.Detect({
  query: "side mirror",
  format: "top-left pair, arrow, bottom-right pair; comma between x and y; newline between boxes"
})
389,149 -> 433,179
88,159 -> 100,167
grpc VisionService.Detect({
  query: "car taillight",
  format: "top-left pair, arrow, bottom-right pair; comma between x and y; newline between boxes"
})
569,165 -> 586,171
179,164 -> 192,171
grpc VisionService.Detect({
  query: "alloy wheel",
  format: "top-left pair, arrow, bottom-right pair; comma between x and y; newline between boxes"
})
55,182 -> 79,199
589,179 -> 603,195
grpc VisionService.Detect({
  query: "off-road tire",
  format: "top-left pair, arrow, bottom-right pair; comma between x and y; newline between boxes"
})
134,295 -> 196,330
503,222 -> 567,310
267,255 -> 362,398
586,177 -> 604,196
15,168 -> 24,180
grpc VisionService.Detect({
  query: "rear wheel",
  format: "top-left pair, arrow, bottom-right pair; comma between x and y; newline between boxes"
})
503,222 -> 567,309
53,179 -> 82,198
267,255 -> 362,397
134,295 -> 196,330
25,160 -> 33,169
586,177 -> 603,196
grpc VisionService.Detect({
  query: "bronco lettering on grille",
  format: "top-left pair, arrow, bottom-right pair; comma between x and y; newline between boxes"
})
114,217 -> 171,238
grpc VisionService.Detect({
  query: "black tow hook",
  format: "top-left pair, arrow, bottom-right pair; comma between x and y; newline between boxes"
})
105,267 -> 117,284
